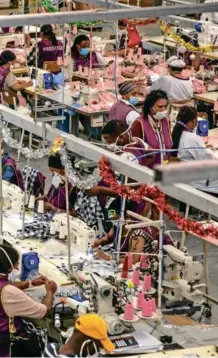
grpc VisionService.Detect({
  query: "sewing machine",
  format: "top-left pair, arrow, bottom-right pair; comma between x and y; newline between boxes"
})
80,86 -> 99,105
162,245 -> 203,303
52,213 -> 96,252
0,34 -> 24,47
2,180 -> 24,214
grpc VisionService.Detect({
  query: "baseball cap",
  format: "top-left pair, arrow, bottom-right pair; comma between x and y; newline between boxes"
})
75,314 -> 115,353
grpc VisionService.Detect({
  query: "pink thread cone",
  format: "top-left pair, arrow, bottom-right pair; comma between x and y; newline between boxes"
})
140,254 -> 148,270
132,270 -> 140,286
124,302 -> 134,320
143,275 -> 148,291
147,275 -> 152,291
9,27 -> 14,33
57,57 -> 63,66
78,65 -> 82,74
142,299 -> 152,318
137,292 -> 144,309
150,298 -> 156,313
127,253 -> 133,270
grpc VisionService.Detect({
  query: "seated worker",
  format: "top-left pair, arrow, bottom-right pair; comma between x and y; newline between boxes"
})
43,313 -> 114,357
71,34 -> 99,72
39,153 -> 118,226
0,50 -> 32,91
27,25 -> 63,70
2,152 -> 24,190
150,56 -> 193,102
172,106 -> 218,212
109,81 -> 140,125
0,244 -> 57,357
102,119 -> 150,167
95,226 -> 173,265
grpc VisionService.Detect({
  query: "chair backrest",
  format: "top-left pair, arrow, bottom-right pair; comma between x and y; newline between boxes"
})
43,61 -> 61,73
0,90 -> 17,108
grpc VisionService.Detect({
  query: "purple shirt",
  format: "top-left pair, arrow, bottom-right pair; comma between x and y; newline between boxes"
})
38,39 -> 63,69
71,49 -> 99,72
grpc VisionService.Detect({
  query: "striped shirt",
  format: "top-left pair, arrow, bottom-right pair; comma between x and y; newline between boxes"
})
43,343 -> 76,358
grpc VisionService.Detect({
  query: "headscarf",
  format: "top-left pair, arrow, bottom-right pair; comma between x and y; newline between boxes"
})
119,81 -> 137,95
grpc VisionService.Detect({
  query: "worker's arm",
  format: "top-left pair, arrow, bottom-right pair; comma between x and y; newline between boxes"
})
86,186 -> 118,197
11,79 -> 33,91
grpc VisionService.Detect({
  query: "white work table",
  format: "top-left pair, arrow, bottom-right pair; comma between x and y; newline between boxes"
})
194,91 -> 218,104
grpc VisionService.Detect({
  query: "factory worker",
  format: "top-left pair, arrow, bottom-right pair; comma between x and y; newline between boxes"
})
71,34 -> 99,72
2,152 -> 24,190
150,56 -> 193,102
43,313 -> 114,357
0,244 -> 57,357
95,227 -> 173,263
0,50 -> 32,91
27,25 -> 63,70
172,106 -> 218,195
102,119 -> 151,167
131,90 -> 172,168
109,81 -> 140,125
41,153 -> 118,226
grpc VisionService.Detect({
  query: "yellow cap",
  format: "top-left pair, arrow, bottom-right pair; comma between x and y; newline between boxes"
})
75,314 -> 115,353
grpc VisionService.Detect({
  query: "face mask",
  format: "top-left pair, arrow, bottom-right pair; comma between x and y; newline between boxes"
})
129,97 -> 139,106
52,172 -> 62,188
153,110 -> 167,121
80,48 -> 90,56
8,269 -> 20,282
80,339 -> 99,357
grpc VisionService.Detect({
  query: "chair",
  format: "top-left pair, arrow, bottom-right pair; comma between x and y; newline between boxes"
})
43,61 -> 61,73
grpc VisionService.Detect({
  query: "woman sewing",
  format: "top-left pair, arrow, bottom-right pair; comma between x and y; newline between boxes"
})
2,152 -> 24,190
109,81 -> 140,125
41,153 -> 119,227
0,50 -> 32,92
172,106 -> 218,195
150,56 -> 193,102
0,244 -> 57,357
71,34 -> 99,72
130,90 -> 172,168
27,25 -> 63,71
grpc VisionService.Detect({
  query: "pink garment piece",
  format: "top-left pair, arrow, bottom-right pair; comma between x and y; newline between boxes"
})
9,27 -> 14,33
72,26 -> 78,35
17,94 -> 27,106
124,302 -> 134,320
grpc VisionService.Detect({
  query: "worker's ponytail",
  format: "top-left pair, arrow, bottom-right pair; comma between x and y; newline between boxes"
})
172,106 -> 197,157
40,24 -> 58,46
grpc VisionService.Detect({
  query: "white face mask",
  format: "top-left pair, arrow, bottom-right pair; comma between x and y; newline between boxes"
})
52,172 -> 62,188
8,269 -> 20,282
153,110 -> 167,121
80,340 -> 99,357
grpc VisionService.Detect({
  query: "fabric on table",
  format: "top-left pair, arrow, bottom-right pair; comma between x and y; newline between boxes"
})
22,166 -> 45,196
17,212 -> 54,240
74,191 -> 104,227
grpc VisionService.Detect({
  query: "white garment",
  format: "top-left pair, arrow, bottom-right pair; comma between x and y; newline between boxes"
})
150,75 -> 193,102
120,99 -> 140,126
178,131 -> 218,192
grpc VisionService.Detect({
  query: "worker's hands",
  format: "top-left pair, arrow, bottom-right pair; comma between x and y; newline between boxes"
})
94,250 -> 111,261
32,275 -> 48,287
26,79 -> 33,87
46,280 -> 57,293
44,202 -> 57,212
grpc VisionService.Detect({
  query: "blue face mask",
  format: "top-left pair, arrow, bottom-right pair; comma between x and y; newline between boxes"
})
80,48 -> 90,56
129,97 -> 139,106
